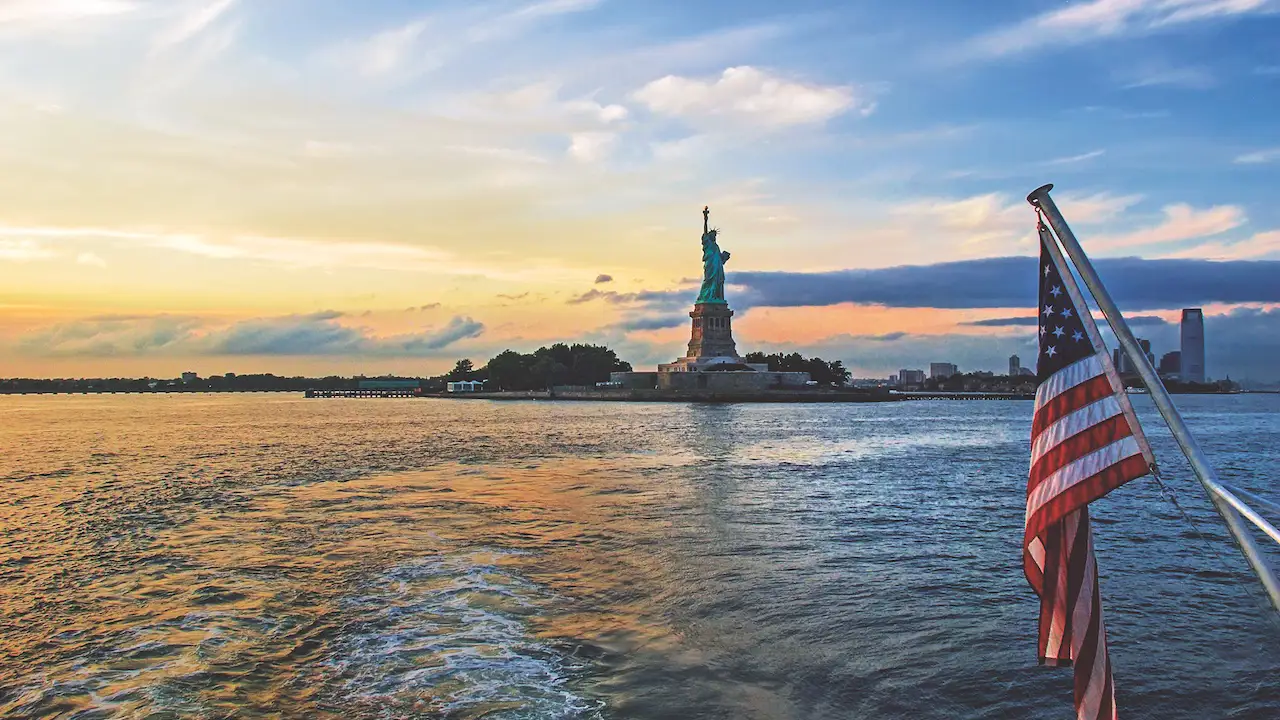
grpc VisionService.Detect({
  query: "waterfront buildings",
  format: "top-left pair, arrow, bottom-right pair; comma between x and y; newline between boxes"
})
1008,355 -> 1021,377
930,362 -> 958,380
898,369 -> 926,388
1159,351 -> 1182,377
1181,309 -> 1206,383
1112,339 -> 1154,376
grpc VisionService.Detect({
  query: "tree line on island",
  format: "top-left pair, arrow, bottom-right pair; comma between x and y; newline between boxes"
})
443,343 -> 633,391
740,352 -> 851,386
440,346 -> 852,390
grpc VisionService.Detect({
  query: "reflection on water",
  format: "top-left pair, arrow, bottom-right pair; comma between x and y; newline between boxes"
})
0,394 -> 1277,719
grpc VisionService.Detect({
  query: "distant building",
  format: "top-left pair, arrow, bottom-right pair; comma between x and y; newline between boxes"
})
1139,338 -> 1155,369
888,374 -> 898,385
1008,354 -> 1020,377
1159,351 -> 1181,377
898,369 -> 926,388
1181,308 -> 1205,383
446,380 -> 485,393
1110,339 -> 1156,376
930,362 -> 958,380
181,372 -> 198,383
1018,367 -> 1035,377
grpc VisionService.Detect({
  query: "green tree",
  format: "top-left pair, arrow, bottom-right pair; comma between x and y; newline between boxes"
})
486,350 -> 535,390
745,351 -> 849,385
446,359 -> 474,381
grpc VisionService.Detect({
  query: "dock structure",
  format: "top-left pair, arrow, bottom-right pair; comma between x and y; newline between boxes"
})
893,391 -> 1033,401
304,388 -> 421,398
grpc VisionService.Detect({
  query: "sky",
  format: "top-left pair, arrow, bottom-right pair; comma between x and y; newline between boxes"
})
2,0 -> 1279,381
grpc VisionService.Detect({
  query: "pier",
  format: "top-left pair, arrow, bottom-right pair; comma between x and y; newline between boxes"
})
893,391 -> 1033,401
304,388 -> 421,398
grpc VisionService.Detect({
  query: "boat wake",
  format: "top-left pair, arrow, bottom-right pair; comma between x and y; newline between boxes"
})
318,550 -> 603,719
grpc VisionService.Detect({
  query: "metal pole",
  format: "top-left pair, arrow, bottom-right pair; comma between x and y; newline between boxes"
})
1027,183 -> 1280,614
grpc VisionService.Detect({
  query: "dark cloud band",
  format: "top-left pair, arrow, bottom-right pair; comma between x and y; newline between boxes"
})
730,257 -> 1280,310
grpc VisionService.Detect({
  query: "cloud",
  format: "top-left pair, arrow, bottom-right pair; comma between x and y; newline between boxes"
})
505,0 -> 602,21
960,0 -> 1273,59
75,251 -> 107,267
407,303 -> 441,312
353,18 -> 430,76
1047,149 -> 1105,165
202,312 -> 485,355
568,132 -> 616,163
1235,148 -> 1280,164
610,313 -> 688,332
884,191 -> 1141,258
15,312 -> 486,357
594,274 -> 613,284
1121,66 -> 1216,90
729,256 -> 1280,310
963,317 -> 1040,327
0,239 -> 57,261
16,315 -> 203,357
567,288 -> 611,304
1090,203 -> 1246,251
0,223 -> 583,282
0,0 -> 137,29
1164,230 -> 1280,260
150,0 -> 236,55
566,288 -> 687,306
387,316 -> 486,353
467,0 -> 603,42
632,66 -> 865,127
964,314 -> 1168,327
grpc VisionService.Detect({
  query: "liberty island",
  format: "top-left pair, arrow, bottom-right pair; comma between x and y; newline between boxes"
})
437,206 -> 893,401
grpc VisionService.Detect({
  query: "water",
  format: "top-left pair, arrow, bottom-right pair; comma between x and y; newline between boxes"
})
1,394 -> 1277,719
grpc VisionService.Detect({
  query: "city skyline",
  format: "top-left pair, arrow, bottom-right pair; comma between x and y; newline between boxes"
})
2,1 -> 1279,380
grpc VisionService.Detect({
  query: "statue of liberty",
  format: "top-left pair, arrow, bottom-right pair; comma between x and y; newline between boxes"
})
697,206 -> 730,305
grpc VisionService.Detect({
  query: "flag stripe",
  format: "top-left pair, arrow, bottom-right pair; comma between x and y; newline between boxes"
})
1030,412 -> 1133,492
1027,437 -> 1141,520
1032,395 -> 1123,464
1026,454 -> 1150,541
1032,374 -> 1115,439
1034,355 -> 1104,411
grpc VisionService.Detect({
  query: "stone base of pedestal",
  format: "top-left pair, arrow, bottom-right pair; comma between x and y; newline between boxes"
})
685,302 -> 737,360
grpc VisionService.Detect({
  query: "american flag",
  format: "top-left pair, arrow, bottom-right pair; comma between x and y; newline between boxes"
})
1025,221 -> 1155,720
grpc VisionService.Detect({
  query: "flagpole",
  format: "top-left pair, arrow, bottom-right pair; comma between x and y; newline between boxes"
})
1027,183 -> 1280,614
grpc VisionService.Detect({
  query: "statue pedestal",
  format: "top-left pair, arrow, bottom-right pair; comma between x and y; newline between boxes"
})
687,302 -> 737,359
657,302 -> 760,372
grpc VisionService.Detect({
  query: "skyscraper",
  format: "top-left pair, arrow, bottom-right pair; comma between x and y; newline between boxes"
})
1009,354 -> 1020,377
1180,309 -> 1205,383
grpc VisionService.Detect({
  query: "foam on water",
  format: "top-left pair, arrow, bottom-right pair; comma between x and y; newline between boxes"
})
320,550 -> 603,719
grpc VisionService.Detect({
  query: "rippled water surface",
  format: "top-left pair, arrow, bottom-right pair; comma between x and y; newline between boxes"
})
2,394 -> 1277,719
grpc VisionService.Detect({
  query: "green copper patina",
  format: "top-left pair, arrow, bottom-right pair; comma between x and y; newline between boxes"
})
697,206 -> 730,305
